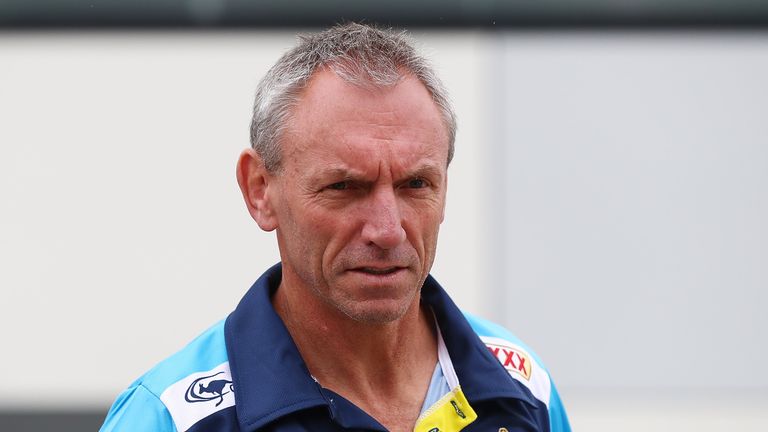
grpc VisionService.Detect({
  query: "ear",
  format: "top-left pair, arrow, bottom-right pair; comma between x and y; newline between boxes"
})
236,148 -> 279,231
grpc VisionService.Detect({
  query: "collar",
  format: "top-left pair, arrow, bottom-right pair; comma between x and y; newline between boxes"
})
225,264 -> 536,430
420,274 -> 538,407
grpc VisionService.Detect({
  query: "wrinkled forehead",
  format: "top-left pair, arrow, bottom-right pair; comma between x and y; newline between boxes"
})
281,69 -> 450,164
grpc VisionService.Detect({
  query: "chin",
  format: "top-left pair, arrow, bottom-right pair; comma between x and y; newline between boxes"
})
335,298 -> 414,324
317,272 -> 423,324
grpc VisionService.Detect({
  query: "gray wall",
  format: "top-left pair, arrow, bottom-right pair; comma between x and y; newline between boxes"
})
492,33 -> 768,390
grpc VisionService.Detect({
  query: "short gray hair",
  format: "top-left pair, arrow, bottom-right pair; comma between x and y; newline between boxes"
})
250,22 -> 457,172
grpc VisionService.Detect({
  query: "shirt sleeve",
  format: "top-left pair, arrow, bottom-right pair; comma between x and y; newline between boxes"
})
547,380 -> 572,432
100,383 -> 177,432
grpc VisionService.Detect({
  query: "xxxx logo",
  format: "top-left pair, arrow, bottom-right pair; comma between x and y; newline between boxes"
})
486,343 -> 532,381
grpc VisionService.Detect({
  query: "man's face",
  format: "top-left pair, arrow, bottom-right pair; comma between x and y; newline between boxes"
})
267,68 -> 449,323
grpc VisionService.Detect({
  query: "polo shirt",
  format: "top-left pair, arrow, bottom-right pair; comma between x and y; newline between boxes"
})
100,263 -> 571,431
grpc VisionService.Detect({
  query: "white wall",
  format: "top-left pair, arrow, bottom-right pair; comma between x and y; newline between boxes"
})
0,30 -> 493,407
2,30 -> 767,431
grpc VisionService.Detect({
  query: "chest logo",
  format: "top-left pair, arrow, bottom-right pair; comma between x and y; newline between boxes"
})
485,343 -> 533,381
185,371 -> 234,407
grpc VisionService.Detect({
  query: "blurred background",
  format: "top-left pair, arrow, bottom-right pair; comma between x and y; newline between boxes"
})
1,1 -> 767,430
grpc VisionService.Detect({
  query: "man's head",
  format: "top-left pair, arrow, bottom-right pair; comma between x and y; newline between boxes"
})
237,23 -> 455,324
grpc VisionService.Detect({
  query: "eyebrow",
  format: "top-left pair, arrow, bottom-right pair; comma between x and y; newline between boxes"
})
309,163 -> 444,183
306,167 -> 363,183
407,164 -> 444,182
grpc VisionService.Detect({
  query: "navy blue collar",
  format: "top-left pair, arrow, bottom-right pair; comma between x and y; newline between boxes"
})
225,263 -> 535,431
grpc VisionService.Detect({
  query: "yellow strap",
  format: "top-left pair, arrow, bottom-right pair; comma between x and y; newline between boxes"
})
413,386 -> 477,432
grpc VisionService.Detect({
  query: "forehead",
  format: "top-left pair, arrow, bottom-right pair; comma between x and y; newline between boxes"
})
281,69 -> 450,174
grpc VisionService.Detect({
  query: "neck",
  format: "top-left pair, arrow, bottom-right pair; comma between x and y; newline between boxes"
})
272,271 -> 438,431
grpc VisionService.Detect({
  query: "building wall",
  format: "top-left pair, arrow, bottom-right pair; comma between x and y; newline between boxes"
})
1,30 -> 766,430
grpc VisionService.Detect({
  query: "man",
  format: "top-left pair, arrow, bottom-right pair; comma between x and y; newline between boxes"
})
101,23 -> 570,432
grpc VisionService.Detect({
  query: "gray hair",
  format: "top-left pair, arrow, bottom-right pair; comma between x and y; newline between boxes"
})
249,22 -> 457,172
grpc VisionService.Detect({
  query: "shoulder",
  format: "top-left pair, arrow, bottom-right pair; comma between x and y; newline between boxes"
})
101,320 -> 235,432
463,312 -> 551,406
463,312 -> 572,432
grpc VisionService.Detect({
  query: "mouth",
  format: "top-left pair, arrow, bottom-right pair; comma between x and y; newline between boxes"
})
346,264 -> 411,277
355,266 -> 402,275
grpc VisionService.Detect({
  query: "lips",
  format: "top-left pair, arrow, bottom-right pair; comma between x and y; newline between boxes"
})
357,266 -> 400,275
346,264 -> 409,277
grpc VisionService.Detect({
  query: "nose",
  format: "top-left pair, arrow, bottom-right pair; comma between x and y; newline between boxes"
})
360,186 -> 407,250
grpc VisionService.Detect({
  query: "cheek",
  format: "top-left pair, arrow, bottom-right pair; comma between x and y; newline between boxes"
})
403,205 -> 443,249
298,207 -> 354,264
276,194 -> 323,258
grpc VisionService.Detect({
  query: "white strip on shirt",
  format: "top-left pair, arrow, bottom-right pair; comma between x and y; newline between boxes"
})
419,317 -> 455,414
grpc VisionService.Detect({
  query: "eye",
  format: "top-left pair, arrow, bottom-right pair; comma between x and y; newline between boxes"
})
326,181 -> 349,191
406,178 -> 428,189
